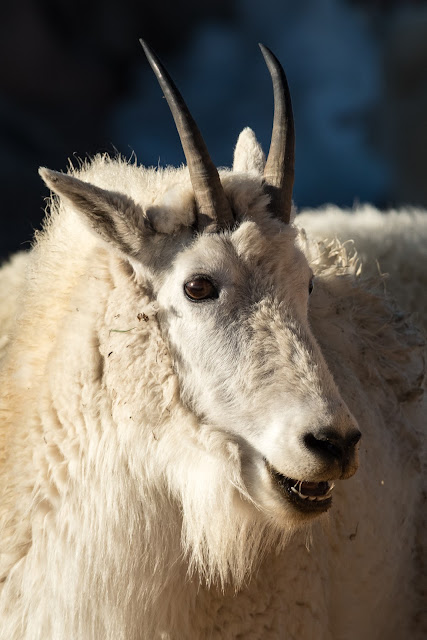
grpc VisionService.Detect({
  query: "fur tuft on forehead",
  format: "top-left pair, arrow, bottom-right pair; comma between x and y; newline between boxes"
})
232,219 -> 298,263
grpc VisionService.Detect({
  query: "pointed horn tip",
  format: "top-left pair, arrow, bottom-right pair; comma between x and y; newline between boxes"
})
139,38 -> 150,56
258,43 -> 285,74
258,43 -> 274,60
139,39 -> 159,70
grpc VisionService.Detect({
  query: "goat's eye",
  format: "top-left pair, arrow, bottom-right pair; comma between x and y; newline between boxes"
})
184,277 -> 218,301
308,276 -> 314,295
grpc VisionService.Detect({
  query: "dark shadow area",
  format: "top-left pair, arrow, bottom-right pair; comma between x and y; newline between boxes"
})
1,0 -> 426,262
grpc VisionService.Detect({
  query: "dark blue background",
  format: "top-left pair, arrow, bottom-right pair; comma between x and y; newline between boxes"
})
1,0 -> 426,261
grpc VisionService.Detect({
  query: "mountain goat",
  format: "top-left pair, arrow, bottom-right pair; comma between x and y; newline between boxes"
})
0,41 -> 425,640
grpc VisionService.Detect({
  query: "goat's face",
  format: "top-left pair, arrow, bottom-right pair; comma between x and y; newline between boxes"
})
154,192 -> 360,525
39,43 -> 360,528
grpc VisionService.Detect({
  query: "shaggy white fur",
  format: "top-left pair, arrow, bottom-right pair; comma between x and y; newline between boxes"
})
297,206 -> 427,333
0,129 -> 425,640
0,252 -> 28,362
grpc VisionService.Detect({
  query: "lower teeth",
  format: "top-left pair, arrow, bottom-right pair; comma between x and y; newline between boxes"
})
290,481 -> 335,501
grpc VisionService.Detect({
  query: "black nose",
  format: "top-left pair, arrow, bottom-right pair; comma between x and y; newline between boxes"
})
303,428 -> 361,466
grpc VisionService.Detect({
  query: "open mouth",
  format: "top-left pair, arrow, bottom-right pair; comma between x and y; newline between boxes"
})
267,463 -> 335,513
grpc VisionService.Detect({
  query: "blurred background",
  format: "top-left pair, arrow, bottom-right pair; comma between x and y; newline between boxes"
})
1,0 -> 427,261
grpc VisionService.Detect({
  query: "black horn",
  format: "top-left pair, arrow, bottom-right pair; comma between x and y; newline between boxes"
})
140,39 -> 234,232
259,44 -> 295,224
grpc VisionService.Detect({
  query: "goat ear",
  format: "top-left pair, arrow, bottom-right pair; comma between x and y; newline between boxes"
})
39,168 -> 153,258
233,128 -> 265,174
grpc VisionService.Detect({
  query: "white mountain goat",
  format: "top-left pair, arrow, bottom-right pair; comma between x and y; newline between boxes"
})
0,41 -> 425,640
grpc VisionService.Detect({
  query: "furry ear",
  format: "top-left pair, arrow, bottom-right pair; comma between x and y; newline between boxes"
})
39,168 -> 153,258
233,128 -> 265,174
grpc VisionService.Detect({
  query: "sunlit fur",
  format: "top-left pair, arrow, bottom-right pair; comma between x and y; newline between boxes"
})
0,129 -> 425,639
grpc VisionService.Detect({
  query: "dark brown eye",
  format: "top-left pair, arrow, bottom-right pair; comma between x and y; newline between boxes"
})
184,277 -> 218,301
308,276 -> 314,295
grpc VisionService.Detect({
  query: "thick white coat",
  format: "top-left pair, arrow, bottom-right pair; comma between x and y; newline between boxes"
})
297,206 -> 427,332
0,130 -> 425,639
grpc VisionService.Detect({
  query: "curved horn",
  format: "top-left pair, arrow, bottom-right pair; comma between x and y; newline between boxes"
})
140,39 -> 234,232
259,44 -> 295,224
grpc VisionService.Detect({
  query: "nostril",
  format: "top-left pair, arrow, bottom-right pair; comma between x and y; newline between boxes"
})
304,432 -> 343,461
348,430 -> 362,448
303,428 -> 362,475
303,428 -> 361,464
